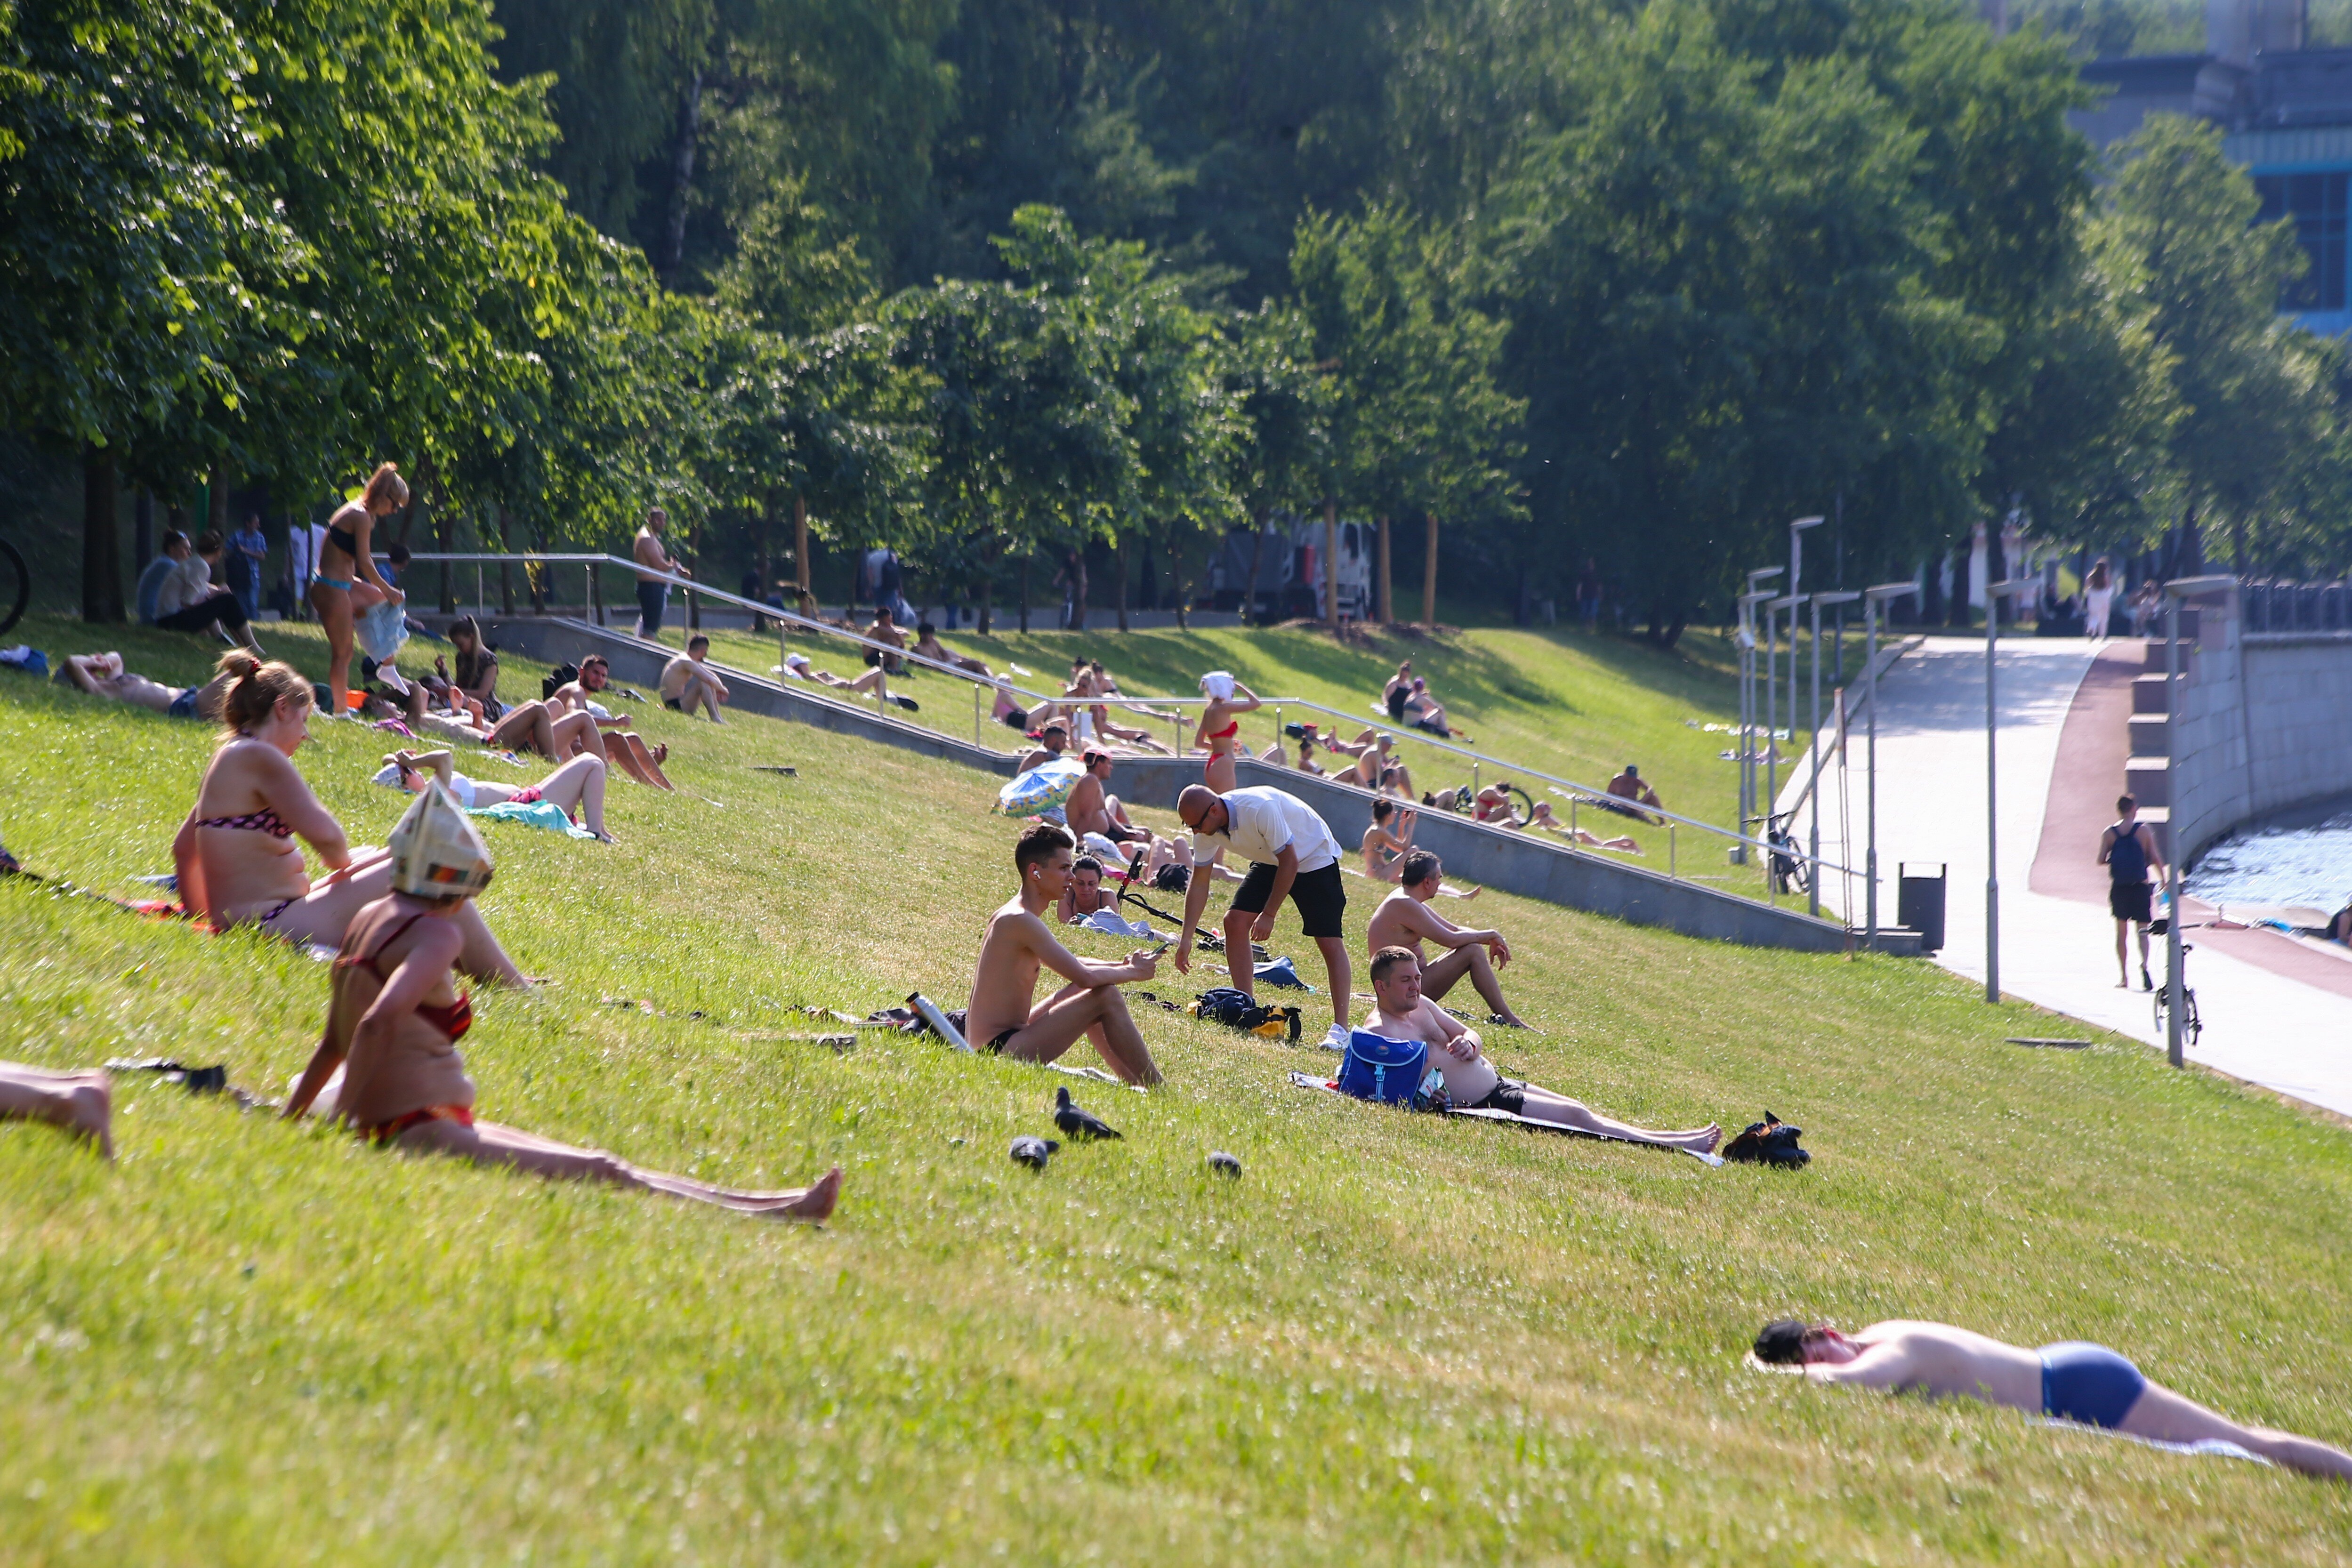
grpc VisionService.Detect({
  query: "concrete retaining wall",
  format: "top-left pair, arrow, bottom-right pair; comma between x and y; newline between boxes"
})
462,616 -> 1914,955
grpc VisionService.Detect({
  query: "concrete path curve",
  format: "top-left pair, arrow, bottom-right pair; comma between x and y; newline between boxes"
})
1783,635 -> 2352,1120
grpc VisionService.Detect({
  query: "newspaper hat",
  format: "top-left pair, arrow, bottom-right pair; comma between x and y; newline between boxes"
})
1200,669 -> 1236,701
387,779 -> 494,898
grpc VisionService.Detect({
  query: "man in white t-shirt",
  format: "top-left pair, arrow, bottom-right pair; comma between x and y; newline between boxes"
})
1172,782 -> 1353,1049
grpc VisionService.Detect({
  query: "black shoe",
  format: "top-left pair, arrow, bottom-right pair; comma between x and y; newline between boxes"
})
2141,967 -> 2154,991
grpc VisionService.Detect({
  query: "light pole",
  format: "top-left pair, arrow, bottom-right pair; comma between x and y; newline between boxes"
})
1788,517 -> 1825,761
1984,577 -> 2036,1004
1861,582 -> 1917,948
1765,593 -> 1804,832
1738,569 -> 1783,864
1809,590 -> 1860,917
2160,577 -> 2231,1066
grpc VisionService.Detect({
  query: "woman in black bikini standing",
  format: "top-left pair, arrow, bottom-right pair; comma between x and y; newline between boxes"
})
309,462 -> 409,719
170,654 -> 525,983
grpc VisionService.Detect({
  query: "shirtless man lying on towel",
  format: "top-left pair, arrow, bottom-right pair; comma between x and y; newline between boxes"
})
1365,948 -> 1720,1153
1753,1318 -> 2352,1480
964,823 -> 1163,1085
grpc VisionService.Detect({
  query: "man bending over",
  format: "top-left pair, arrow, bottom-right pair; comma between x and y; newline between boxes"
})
660,635 -> 729,722
1366,850 -> 1526,1027
1365,948 -> 1719,1154
1172,782 -> 1354,1051
965,824 -> 1164,1085
1754,1318 -> 2352,1480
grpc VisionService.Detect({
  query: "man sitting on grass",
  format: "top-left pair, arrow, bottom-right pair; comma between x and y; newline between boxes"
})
1753,1318 -> 2352,1480
1602,763 -> 1665,823
1172,782 -> 1354,1051
660,635 -> 730,722
913,621 -> 993,677
56,651 -> 238,721
1363,947 -> 1720,1154
1066,749 -> 1151,845
964,824 -> 1164,1085
1365,850 -> 1526,1027
1016,720 -> 1072,773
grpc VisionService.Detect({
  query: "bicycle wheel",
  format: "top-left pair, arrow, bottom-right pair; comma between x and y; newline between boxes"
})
2184,989 -> 2202,1047
0,537 -> 25,636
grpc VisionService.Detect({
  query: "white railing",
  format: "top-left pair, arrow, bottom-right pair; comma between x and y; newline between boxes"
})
402,551 -> 1865,921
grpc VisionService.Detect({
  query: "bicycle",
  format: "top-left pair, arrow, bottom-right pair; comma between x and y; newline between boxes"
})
0,534 -> 25,635
1756,810 -> 1810,897
2149,918 -> 2202,1047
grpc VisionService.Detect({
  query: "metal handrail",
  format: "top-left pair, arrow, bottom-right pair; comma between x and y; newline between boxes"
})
401,551 -> 1866,898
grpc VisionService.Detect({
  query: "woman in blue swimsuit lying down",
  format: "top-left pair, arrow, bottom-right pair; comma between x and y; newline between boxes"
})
170,654 -> 525,984
1755,1317 -> 2352,1480
308,461 -> 408,721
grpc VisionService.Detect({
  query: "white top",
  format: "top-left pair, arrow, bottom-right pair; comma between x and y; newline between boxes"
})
154,556 -> 213,616
1191,786 -> 1341,873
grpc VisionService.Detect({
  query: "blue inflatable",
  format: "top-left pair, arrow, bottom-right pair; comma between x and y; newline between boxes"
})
996,757 -> 1085,818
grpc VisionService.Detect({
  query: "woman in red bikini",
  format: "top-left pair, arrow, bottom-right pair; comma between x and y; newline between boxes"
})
171,654 -> 525,984
1192,670 -> 1261,792
286,787 -> 841,1221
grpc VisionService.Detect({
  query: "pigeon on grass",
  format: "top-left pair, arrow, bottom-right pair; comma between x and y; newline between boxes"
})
1010,1136 -> 1060,1170
1054,1086 -> 1121,1141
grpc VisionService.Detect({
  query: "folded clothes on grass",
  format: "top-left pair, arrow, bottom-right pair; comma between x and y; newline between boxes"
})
1074,909 -> 1166,941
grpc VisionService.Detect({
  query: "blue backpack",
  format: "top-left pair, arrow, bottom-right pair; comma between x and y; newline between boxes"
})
1335,1029 -> 1431,1106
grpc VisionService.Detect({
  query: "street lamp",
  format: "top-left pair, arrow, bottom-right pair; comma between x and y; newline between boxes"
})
1787,517 -> 1825,759
1861,582 -> 1917,948
1808,590 -> 1861,917
2161,577 -> 2232,1066
1764,593 -> 1804,836
1737,569 -> 1783,865
1984,577 -> 2038,1004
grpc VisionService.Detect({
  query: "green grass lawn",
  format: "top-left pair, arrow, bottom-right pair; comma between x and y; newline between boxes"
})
3,612 -> 2351,1564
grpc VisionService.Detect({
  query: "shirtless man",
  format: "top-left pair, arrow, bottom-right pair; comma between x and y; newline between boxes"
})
660,635 -> 729,723
1365,947 -> 1719,1152
0,1061 -> 114,1159
1065,749 -> 1150,845
963,824 -> 1163,1085
1172,783 -> 1354,1051
632,508 -> 686,638
865,606 -> 907,674
1069,663 -> 1170,752
1754,1318 -> 2352,1480
778,650 -> 914,711
1603,763 -> 1664,823
549,656 -> 675,788
913,621 -> 992,677
1017,721 -> 1072,774
1365,850 -> 1524,1027
56,651 -> 236,720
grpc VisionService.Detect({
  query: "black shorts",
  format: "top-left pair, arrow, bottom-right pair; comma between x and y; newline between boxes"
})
2109,880 -> 2153,923
1467,1079 -> 1527,1116
636,580 -> 668,633
1230,860 -> 1346,939
662,696 -> 684,711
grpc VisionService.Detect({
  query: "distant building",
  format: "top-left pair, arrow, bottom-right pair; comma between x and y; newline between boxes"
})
2046,0 -> 2352,330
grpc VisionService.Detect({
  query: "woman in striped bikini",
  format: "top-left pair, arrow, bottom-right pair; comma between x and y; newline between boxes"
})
170,654 -> 524,984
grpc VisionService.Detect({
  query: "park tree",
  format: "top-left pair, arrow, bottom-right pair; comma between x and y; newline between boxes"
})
1224,303 -> 1338,626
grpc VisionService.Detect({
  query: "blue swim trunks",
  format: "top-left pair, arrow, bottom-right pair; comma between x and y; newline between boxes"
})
2040,1342 -> 2147,1429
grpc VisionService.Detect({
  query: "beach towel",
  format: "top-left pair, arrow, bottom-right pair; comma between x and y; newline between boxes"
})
468,799 -> 596,840
1076,909 -> 1167,941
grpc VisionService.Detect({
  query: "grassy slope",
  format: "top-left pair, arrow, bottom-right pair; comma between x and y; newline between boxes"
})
1,613 -> 2349,1566
693,618 -> 1781,885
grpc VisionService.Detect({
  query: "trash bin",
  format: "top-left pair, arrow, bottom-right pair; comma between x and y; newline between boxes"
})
1898,862 -> 1947,953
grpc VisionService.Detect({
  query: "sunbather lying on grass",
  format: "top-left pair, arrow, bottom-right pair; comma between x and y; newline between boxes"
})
56,650 -> 239,721
375,749 -> 614,842
285,786 -> 839,1220
964,824 -> 1163,1085
1523,800 -> 1639,851
1365,948 -> 1720,1154
171,654 -> 525,986
778,651 -> 917,712
0,1061 -> 113,1159
1754,1318 -> 2352,1480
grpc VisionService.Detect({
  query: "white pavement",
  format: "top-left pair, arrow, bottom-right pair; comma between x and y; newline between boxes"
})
1779,636 -> 2352,1120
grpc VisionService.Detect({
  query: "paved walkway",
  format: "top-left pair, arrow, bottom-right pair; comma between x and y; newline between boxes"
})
1780,636 -> 2352,1119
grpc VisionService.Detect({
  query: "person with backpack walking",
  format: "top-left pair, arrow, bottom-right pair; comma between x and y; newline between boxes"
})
2099,793 -> 2167,990
1172,782 -> 1354,1051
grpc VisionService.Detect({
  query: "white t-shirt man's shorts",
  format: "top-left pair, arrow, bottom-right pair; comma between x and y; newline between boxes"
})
1190,786 -> 1348,939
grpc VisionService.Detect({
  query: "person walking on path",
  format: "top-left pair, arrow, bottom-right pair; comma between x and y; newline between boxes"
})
2083,559 -> 2116,643
2099,792 -> 2167,990
1172,782 -> 1354,1050
632,508 -> 687,638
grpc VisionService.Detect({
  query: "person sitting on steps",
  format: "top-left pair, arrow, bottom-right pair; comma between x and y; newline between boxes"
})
1365,850 -> 1525,1027
962,824 -> 1163,1085
1364,947 -> 1719,1153
1753,1317 -> 2352,1481
286,785 -> 839,1220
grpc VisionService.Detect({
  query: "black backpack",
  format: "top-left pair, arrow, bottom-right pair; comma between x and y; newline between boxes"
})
1723,1111 -> 1810,1168
542,661 -> 579,700
1189,987 -> 1301,1042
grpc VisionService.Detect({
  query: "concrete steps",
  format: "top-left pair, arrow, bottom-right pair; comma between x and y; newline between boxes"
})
2124,755 -> 2171,807
2127,712 -> 2172,756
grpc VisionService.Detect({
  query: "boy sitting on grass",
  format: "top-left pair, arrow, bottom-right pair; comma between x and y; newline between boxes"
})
1363,947 -> 1720,1154
286,783 -> 839,1220
964,823 -> 1163,1085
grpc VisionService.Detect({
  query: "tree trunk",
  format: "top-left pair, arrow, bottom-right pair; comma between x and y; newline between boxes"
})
793,491 -> 811,600
1323,497 -> 1339,628
1018,551 -> 1031,634
82,445 -> 122,623
1115,532 -> 1131,632
133,487 -> 155,573
208,464 -> 229,540
1069,549 -> 1088,631
661,66 -> 704,284
1377,514 -> 1392,624
1172,531 -> 1191,631
1422,512 -> 1440,630
1245,508 -> 1270,627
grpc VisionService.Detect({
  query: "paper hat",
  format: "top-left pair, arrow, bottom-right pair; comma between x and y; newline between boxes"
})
1200,670 -> 1236,700
387,779 -> 494,898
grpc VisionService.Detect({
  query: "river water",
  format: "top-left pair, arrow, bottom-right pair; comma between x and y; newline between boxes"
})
2185,811 -> 2352,911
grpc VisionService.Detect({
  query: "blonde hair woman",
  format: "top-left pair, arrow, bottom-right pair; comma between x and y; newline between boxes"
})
170,653 -> 524,984
308,462 -> 409,718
